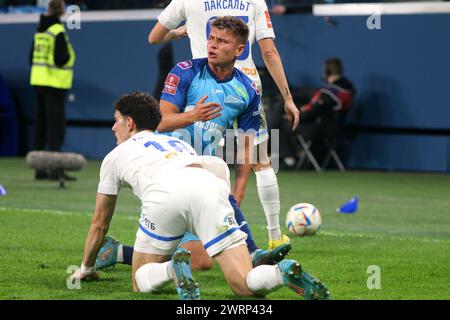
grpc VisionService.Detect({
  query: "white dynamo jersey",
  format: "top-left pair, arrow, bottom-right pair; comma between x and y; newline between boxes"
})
98,131 -> 231,199
158,0 -> 275,88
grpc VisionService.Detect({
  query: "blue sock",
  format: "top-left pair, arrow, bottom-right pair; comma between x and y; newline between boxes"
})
122,245 -> 134,265
228,194 -> 259,253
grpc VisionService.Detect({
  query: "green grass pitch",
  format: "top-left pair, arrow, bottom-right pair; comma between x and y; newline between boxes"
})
0,157 -> 449,300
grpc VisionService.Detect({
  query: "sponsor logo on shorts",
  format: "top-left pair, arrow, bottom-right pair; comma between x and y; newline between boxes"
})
177,60 -> 193,70
164,73 -> 180,95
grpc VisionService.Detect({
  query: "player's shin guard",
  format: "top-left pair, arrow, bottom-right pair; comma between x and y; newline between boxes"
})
135,261 -> 174,293
255,168 -> 281,240
229,194 -> 258,253
246,265 -> 284,297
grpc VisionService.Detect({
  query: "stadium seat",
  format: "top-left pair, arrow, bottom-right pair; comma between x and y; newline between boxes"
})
294,111 -> 350,172
294,132 -> 347,172
294,134 -> 323,172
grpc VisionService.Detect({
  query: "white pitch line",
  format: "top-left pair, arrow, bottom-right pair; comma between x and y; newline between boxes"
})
0,206 -> 136,220
1,207 -> 448,244
318,230 -> 450,245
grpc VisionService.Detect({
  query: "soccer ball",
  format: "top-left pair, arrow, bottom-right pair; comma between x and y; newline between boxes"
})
286,203 -> 322,236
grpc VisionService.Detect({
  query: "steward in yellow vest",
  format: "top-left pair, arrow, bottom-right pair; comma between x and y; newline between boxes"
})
30,6 -> 75,89
29,0 -> 77,182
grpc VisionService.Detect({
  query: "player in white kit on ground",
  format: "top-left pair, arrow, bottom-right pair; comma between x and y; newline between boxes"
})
149,0 -> 300,248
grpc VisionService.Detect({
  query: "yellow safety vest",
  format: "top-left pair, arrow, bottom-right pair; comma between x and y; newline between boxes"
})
30,23 -> 75,89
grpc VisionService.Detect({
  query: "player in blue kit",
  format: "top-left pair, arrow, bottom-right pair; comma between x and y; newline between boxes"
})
154,17 -> 266,268
157,56 -> 260,157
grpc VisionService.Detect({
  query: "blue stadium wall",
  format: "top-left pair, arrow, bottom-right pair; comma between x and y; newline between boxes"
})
1,13 -> 449,172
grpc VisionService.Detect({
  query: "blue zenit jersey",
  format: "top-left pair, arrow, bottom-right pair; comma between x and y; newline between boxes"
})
160,58 -> 261,155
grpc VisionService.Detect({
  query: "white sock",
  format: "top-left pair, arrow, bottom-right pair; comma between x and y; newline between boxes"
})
246,265 -> 284,296
255,168 -> 281,240
116,244 -> 124,263
135,261 -> 173,293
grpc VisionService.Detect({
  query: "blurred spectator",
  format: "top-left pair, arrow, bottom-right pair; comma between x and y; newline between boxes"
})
293,58 -> 356,168
298,57 -> 355,140
271,58 -> 356,169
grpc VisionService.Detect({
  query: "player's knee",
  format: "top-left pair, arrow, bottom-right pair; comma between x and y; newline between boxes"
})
134,266 -> 154,293
134,264 -> 168,293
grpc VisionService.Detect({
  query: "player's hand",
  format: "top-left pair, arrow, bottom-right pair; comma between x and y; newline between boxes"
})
172,25 -> 188,40
284,99 -> 300,131
192,95 -> 222,122
70,268 -> 99,282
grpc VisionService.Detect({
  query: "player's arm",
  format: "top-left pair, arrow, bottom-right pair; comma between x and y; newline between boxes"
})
258,37 -> 300,130
233,86 -> 260,206
157,96 -> 222,132
148,0 -> 187,44
148,22 -> 187,44
72,193 -> 117,281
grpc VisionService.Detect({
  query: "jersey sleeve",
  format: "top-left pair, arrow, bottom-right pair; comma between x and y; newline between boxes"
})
237,82 -> 261,132
97,153 -> 120,195
160,61 -> 194,112
157,0 -> 186,30
254,0 -> 276,41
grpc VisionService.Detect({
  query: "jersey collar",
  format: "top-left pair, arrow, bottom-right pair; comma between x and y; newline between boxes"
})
205,63 -> 236,84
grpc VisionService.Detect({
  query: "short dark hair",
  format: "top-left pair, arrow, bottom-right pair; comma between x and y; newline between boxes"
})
210,16 -> 249,45
324,58 -> 343,76
48,0 -> 65,17
114,92 -> 162,131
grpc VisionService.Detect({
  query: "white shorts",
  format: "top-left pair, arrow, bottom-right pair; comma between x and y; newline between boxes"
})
134,166 -> 247,257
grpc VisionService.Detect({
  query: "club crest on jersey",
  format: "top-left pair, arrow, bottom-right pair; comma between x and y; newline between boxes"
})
177,60 -> 193,70
164,73 -> 180,95
251,82 -> 261,95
